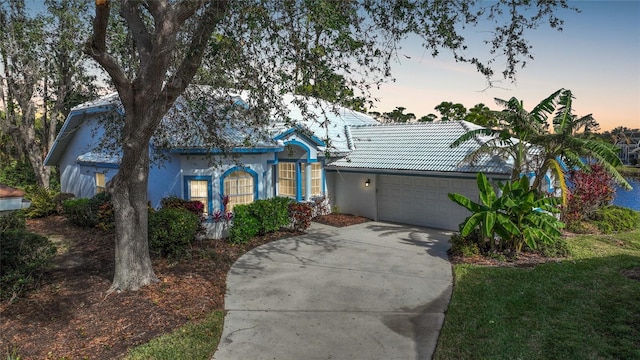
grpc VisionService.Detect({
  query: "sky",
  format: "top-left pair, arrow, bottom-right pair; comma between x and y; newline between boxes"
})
370,1 -> 640,132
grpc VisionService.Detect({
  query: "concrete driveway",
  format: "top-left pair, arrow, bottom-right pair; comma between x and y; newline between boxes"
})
212,221 -> 453,360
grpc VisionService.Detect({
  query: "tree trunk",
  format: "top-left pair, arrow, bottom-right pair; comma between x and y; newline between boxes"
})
109,138 -> 158,292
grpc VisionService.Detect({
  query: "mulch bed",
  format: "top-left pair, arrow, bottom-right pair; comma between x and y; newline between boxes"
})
312,213 -> 370,227
0,216 -> 301,360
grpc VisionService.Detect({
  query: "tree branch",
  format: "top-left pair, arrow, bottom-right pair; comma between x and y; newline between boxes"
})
85,0 -> 130,93
163,0 -> 228,108
120,1 -> 153,64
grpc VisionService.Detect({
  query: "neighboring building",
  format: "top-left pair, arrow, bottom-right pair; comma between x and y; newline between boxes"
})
0,184 -> 30,214
616,137 -> 640,165
45,92 -> 514,231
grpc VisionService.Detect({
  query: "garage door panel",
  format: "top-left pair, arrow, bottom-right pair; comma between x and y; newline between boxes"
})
378,174 -> 478,231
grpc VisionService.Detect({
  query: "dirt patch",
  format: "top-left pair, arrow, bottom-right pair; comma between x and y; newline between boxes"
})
0,216 -> 301,359
313,213 -> 370,227
449,252 -> 564,268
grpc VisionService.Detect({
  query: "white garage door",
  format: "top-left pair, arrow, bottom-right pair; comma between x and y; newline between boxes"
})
377,175 -> 479,231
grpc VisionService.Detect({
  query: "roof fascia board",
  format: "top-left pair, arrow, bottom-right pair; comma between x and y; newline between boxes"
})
324,167 -> 511,180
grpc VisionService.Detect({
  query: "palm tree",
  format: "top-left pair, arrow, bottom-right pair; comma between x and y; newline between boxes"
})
529,89 -> 630,192
451,88 -> 631,200
450,89 -> 561,180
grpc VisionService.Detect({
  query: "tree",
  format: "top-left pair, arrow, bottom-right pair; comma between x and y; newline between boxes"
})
451,89 -> 630,201
84,0 -> 577,292
528,89 -> 630,191
434,101 -> 467,121
418,114 -> 437,122
377,106 -> 416,123
0,0 -> 97,189
464,103 -> 498,127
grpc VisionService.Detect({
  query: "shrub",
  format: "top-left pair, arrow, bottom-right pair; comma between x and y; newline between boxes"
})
148,208 -> 200,258
591,206 -> 640,234
160,196 -> 205,217
23,186 -> 58,218
96,201 -> 115,231
228,205 -> 259,244
62,198 -> 99,227
250,197 -> 291,235
0,229 -> 56,300
563,164 -> 616,225
0,211 -> 26,233
449,232 -> 481,257
52,192 -> 75,215
289,202 -> 312,232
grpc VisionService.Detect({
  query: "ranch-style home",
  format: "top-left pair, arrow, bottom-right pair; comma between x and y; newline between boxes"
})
45,92 -> 519,231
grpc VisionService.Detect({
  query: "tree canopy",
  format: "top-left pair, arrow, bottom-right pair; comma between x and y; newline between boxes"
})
0,0 -> 577,292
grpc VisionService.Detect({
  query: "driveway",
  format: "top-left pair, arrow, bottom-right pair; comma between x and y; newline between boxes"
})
212,221 -> 453,360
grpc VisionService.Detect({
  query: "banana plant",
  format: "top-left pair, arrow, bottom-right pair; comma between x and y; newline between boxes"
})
449,173 -> 564,253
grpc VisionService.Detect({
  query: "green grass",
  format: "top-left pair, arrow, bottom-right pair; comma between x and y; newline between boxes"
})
124,311 -> 225,360
435,230 -> 640,360
617,165 -> 640,177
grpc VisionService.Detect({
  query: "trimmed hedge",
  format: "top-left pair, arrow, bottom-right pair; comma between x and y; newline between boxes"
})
228,197 -> 292,244
148,207 -> 200,258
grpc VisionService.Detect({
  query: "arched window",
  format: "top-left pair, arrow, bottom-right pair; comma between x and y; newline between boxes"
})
223,170 -> 255,212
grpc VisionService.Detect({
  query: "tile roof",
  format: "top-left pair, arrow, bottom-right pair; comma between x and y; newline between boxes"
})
326,121 -> 512,175
270,95 -> 379,155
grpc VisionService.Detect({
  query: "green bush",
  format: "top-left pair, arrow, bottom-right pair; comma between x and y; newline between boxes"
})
52,192 -> 75,214
23,186 -> 58,218
62,198 -> 99,227
0,229 -> 56,300
228,205 -> 260,244
449,233 -> 480,257
250,197 -> 291,235
591,206 -> 640,234
0,211 -> 26,233
148,208 -> 200,258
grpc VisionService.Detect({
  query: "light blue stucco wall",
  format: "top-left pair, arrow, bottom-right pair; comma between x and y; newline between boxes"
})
58,116 -> 117,198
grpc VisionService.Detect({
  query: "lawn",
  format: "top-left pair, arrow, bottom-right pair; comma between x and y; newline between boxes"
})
434,230 -> 640,360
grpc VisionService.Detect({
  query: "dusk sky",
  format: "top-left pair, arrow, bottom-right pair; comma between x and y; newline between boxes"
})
371,1 -> 640,131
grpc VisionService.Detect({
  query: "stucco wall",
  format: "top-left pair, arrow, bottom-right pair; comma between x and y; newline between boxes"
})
329,171 -> 376,219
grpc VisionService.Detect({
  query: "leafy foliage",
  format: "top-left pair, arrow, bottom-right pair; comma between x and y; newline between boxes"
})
448,173 -> 564,254
289,202 -> 313,232
228,197 -> 292,244
0,229 -> 56,301
23,186 -> 58,218
591,206 -> 640,234
0,210 -> 26,232
148,208 -> 200,258
227,205 -> 259,244
160,196 -> 205,217
563,164 -> 616,225
62,198 -> 99,227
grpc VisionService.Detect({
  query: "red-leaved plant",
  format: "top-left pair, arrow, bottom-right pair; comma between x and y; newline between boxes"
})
564,164 -> 616,224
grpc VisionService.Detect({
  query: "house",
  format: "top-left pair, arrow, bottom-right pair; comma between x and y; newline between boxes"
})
0,184 -> 30,214
45,92 -> 513,232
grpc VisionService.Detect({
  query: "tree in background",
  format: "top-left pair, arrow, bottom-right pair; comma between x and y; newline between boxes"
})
0,0 -> 97,189
464,103 -> 498,127
370,106 -> 416,123
83,0 -> 577,292
434,101 -> 467,121
418,113 -> 438,122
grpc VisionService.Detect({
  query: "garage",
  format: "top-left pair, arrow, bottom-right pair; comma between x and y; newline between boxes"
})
377,174 -> 479,231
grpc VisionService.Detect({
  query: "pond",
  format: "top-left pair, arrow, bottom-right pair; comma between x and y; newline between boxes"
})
613,178 -> 640,211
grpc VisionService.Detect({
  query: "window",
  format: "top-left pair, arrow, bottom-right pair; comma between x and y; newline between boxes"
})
95,173 -> 106,194
188,179 -> 210,215
301,163 -> 322,197
277,163 -> 296,198
224,170 -> 254,212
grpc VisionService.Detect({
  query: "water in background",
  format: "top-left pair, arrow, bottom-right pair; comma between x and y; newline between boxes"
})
613,178 -> 640,211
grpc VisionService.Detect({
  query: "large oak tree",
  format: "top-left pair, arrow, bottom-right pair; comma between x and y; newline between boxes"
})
84,0 -> 576,292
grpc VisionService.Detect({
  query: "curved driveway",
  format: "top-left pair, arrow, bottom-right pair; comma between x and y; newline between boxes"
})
213,221 -> 453,360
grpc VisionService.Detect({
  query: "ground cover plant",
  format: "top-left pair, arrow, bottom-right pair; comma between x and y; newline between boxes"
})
435,229 -> 640,360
